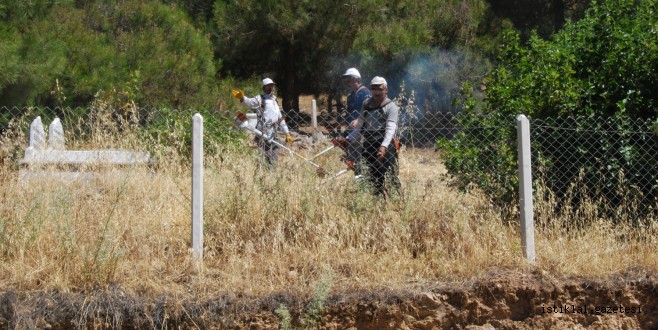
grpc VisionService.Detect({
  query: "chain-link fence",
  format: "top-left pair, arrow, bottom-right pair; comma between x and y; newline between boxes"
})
279,90 -> 458,149
1,94 -> 457,198
2,105 -> 657,221
0,105 -> 248,163
232,89 -> 458,196
530,115 -> 658,222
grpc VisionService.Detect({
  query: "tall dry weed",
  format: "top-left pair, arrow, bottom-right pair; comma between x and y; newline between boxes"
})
0,118 -> 656,299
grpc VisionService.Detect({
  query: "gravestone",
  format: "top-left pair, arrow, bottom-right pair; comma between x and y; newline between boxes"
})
29,116 -> 46,150
20,116 -> 154,182
48,118 -> 65,150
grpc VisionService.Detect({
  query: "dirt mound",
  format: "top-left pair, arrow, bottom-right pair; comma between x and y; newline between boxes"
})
2,271 -> 656,329
317,272 -> 657,330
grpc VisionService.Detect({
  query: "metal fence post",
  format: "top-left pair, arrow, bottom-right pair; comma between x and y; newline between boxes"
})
192,113 -> 204,260
516,114 -> 535,263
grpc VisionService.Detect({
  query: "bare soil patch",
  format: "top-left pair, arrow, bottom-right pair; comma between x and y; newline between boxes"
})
2,271 -> 656,329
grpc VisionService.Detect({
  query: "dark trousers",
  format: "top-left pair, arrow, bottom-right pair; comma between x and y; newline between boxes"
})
343,128 -> 363,175
256,137 -> 279,171
362,139 -> 400,196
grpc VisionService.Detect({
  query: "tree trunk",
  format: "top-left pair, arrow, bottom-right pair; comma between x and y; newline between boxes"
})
331,86 -> 344,133
281,45 -> 299,126
552,0 -> 565,31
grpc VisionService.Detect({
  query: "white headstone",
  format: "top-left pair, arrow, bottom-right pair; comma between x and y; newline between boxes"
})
48,118 -> 65,150
29,117 -> 46,150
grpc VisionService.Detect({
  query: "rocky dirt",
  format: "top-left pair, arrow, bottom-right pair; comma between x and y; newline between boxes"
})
2,271 -> 657,329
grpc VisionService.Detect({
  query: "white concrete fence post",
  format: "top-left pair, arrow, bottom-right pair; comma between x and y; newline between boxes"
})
312,99 -> 318,141
516,114 -> 536,263
191,113 -> 204,260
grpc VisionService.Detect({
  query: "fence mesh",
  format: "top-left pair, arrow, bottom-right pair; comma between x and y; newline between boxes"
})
2,105 -> 657,222
530,116 -> 658,222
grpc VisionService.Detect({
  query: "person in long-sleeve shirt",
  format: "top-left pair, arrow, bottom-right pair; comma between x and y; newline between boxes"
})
234,78 -> 292,170
341,68 -> 371,176
346,76 -> 400,196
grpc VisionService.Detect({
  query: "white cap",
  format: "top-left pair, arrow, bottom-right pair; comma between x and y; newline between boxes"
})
370,76 -> 387,87
261,78 -> 275,86
341,68 -> 361,79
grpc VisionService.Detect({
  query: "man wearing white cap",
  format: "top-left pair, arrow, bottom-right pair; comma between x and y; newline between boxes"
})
231,78 -> 292,170
341,68 -> 371,176
344,76 -> 400,196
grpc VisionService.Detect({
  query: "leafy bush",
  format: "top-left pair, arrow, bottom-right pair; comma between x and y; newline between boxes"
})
438,0 -> 658,217
142,108 -> 246,160
436,110 -> 519,211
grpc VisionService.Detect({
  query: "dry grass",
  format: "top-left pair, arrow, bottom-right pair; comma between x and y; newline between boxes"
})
1,120 -> 657,302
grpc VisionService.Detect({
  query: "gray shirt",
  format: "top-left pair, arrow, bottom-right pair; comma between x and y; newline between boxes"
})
348,97 -> 399,148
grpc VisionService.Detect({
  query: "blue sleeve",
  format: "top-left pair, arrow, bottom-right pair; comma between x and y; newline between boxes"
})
356,88 -> 371,106
345,89 -> 370,124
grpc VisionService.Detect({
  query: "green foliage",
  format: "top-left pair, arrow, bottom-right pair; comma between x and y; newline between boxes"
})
348,0 -> 494,113
0,0 -> 499,115
44,5 -> 125,106
0,1 -> 73,106
488,0 -> 592,40
0,25 -> 21,91
213,0 -> 493,114
273,273 -> 332,330
0,0 -> 72,22
437,110 -> 519,210
0,11 -> 68,107
0,0 -> 221,110
0,0 -> 596,115
486,0 -> 658,118
275,305 -> 293,330
142,108 -> 245,160
300,273 -> 332,328
351,0 -> 488,52
103,0 -> 219,109
213,0 -> 359,96
439,0 -> 658,215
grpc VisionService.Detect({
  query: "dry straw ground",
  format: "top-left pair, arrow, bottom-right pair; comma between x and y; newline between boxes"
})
1,108 -> 658,328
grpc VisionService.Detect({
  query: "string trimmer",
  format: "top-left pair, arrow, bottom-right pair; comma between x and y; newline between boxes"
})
235,113 -> 356,181
235,113 -> 331,175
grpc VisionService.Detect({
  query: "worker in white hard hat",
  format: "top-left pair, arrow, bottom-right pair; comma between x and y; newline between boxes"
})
341,76 -> 400,196
231,78 -> 292,170
340,67 -> 371,177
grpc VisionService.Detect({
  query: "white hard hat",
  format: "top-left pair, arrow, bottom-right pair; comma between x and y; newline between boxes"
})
261,78 -> 275,86
341,68 -> 361,79
370,76 -> 387,87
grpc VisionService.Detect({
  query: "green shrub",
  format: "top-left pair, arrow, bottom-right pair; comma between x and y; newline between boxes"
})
438,0 -> 658,218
